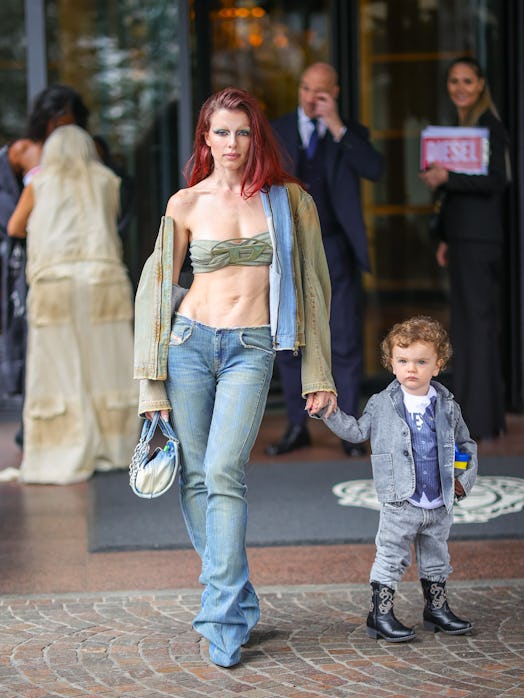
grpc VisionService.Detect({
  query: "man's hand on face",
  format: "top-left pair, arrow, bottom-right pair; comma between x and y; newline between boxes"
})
313,92 -> 345,138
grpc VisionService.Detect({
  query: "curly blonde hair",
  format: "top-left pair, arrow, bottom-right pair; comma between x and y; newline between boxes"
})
380,316 -> 452,372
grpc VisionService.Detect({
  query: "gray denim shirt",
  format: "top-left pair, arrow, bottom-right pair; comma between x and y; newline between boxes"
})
320,379 -> 477,512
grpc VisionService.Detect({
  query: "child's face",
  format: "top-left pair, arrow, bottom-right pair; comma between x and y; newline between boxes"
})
390,341 -> 442,395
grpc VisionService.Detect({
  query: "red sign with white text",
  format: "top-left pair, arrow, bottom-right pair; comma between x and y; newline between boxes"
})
420,126 -> 490,174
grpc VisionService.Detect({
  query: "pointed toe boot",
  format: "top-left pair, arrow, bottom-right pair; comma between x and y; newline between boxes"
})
421,579 -> 473,635
366,582 -> 416,643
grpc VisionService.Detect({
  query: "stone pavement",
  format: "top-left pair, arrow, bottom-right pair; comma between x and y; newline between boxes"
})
1,581 -> 523,697
1,408 -> 523,697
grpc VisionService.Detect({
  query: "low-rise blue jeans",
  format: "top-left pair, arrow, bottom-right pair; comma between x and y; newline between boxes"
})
166,314 -> 275,667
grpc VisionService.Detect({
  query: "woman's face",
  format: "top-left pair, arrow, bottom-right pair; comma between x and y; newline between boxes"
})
205,109 -> 252,174
447,63 -> 485,115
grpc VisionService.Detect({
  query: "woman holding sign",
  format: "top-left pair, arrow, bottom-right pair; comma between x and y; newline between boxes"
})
420,56 -> 509,441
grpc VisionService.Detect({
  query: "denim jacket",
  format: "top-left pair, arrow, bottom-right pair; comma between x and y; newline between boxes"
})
134,183 -> 335,415
321,379 -> 477,512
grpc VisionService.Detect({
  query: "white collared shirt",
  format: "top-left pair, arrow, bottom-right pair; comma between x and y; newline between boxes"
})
401,384 -> 437,417
297,107 -> 327,148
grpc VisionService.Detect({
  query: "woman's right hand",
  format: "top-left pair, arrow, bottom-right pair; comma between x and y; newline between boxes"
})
144,410 -> 170,422
436,241 -> 448,267
419,163 -> 449,190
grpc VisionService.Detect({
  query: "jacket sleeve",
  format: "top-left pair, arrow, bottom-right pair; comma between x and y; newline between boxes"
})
337,123 -> 384,182
291,186 -> 336,396
453,400 -> 478,497
444,113 -> 508,195
321,397 -> 373,442
133,216 -> 174,381
138,379 -> 171,417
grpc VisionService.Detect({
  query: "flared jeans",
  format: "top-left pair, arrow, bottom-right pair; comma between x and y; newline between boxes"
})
166,315 -> 275,666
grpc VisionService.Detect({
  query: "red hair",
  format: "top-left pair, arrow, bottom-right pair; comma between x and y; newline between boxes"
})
183,87 -> 299,198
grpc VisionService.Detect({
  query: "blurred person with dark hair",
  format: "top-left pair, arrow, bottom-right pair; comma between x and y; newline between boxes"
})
26,84 -> 89,142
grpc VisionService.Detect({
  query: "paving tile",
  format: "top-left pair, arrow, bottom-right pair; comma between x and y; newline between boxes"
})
1,412 -> 523,696
1,582 -> 522,697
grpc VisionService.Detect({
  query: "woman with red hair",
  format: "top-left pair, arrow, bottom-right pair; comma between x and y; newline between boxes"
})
134,87 -> 336,667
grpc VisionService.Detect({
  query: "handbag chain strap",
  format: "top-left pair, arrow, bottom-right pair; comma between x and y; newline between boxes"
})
129,413 -> 160,481
129,437 -> 152,481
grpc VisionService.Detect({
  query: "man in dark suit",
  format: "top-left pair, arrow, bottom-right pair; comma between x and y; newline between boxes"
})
266,62 -> 384,456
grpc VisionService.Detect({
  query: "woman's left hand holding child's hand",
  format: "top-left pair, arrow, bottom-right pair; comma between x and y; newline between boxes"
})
306,391 -> 337,418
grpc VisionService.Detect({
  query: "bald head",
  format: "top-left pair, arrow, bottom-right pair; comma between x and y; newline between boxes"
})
299,63 -> 340,118
302,63 -> 338,87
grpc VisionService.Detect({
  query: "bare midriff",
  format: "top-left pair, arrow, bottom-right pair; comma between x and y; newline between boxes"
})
177,264 -> 270,328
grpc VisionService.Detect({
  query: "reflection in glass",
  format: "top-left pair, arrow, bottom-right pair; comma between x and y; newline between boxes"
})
209,1 -> 330,117
0,1 -> 27,142
45,0 -> 182,281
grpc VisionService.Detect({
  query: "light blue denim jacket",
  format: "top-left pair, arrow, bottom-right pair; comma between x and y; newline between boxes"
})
134,183 -> 335,415
320,379 -> 477,512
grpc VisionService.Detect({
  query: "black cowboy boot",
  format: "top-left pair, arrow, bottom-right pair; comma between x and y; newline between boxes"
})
366,582 -> 416,642
421,579 -> 472,634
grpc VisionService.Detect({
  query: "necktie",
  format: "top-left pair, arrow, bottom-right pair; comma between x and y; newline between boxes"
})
306,118 -> 318,159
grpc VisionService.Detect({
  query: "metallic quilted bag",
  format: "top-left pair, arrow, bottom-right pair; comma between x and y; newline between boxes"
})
129,412 -> 180,498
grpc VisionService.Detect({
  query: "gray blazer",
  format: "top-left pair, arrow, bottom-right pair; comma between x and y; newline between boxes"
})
320,379 -> 477,512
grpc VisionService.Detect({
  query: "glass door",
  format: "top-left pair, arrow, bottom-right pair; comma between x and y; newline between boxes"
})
204,0 -> 331,118
358,0 -> 506,381
0,1 -> 27,146
45,0 -> 185,283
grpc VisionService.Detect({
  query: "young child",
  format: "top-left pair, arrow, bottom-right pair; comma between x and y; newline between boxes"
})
312,316 -> 477,642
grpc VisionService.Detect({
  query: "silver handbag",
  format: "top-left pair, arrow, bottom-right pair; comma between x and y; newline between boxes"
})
129,412 -> 180,498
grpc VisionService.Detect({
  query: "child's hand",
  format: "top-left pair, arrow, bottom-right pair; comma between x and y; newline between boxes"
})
454,478 -> 465,497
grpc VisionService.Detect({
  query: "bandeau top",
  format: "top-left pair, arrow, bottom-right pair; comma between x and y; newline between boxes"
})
189,231 -> 273,273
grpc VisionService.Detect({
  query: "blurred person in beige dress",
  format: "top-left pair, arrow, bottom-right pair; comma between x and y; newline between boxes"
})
7,125 -> 138,483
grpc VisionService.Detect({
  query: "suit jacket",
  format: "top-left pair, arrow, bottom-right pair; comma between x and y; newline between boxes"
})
439,109 -> 508,245
271,111 -> 384,271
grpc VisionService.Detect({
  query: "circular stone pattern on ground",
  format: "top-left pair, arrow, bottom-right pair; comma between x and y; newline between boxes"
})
0,581 -> 522,697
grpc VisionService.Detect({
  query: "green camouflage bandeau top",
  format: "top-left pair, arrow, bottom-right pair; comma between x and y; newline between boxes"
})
189,231 -> 272,273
